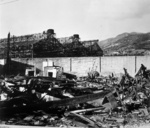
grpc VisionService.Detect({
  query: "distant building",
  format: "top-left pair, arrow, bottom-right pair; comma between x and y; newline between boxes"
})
0,29 -> 103,58
82,40 -> 103,56
82,40 -> 97,47
57,37 -> 72,44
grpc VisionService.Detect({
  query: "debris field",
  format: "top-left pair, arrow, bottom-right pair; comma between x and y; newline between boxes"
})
0,64 -> 150,127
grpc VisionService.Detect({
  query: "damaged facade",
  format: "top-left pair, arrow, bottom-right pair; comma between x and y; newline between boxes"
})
0,29 -> 103,58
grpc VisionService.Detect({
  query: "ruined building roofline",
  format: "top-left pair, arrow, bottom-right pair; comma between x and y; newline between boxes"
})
0,31 -> 46,40
0,29 -> 99,45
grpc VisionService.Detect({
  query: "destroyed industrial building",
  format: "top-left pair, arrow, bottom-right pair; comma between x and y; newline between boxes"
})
0,29 -> 103,58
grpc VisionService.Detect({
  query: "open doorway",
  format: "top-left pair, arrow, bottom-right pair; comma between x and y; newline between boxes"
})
48,72 -> 53,78
28,71 -> 34,76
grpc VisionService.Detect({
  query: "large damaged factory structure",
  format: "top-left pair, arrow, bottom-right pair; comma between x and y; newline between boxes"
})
1,29 -> 150,128
0,29 -> 103,58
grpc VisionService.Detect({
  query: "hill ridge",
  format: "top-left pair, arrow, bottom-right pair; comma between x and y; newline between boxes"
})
98,32 -> 150,56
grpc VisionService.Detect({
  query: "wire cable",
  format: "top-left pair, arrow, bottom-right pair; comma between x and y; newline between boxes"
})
0,0 -> 19,5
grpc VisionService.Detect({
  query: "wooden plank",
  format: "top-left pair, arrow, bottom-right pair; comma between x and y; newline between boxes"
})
69,106 -> 104,114
0,90 -> 111,117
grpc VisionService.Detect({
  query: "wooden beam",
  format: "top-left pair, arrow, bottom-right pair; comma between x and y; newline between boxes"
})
0,90 -> 111,117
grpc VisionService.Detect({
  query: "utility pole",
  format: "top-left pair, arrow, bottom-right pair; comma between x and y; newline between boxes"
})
6,32 -> 11,75
32,44 -> 33,59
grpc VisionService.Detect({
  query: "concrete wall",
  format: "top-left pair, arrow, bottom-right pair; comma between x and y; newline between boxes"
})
136,56 -> 150,72
101,56 -> 136,76
71,57 -> 100,76
7,56 -> 150,77
12,57 -> 71,75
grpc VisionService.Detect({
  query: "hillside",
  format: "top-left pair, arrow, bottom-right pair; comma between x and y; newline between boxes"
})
98,32 -> 150,56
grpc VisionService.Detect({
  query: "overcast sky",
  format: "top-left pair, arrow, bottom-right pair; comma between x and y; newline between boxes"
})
0,0 -> 150,40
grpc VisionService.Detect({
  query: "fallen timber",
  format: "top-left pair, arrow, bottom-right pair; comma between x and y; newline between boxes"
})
1,64 -> 150,127
0,90 -> 111,117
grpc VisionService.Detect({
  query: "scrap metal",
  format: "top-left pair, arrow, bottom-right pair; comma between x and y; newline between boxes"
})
1,64 -> 150,127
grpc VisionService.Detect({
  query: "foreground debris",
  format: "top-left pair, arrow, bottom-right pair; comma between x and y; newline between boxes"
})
1,64 -> 150,127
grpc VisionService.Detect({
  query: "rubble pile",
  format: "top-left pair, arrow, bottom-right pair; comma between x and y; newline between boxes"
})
0,64 -> 150,127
